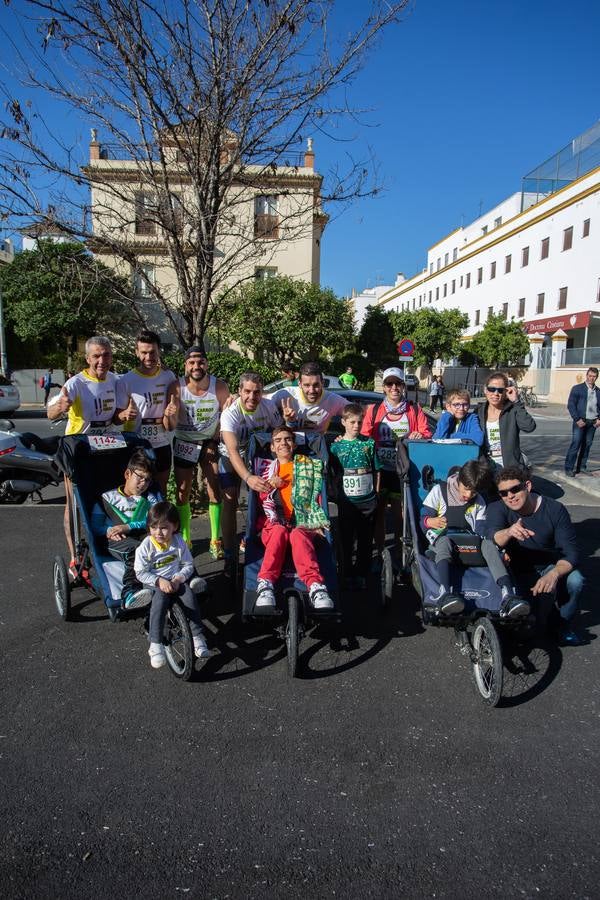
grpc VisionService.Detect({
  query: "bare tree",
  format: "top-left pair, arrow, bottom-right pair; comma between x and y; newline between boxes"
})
0,0 -> 410,347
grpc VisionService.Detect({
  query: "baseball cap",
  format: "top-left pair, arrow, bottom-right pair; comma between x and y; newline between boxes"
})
184,345 -> 207,360
382,367 -> 405,383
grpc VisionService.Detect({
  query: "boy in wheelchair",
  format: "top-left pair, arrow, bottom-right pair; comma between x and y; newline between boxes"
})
420,459 -> 530,618
254,425 -> 334,611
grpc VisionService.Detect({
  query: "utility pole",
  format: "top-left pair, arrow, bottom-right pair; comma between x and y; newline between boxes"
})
0,282 -> 7,374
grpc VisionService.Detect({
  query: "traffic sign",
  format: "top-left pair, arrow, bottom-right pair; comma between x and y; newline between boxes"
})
397,338 -> 415,357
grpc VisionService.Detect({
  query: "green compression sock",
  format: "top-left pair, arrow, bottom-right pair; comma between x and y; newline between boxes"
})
208,502 -> 222,543
177,502 -> 192,546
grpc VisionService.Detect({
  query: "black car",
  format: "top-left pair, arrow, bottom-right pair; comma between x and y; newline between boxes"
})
325,388 -> 383,443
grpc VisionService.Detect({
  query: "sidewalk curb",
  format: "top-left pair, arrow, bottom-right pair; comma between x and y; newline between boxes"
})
541,468 -> 600,500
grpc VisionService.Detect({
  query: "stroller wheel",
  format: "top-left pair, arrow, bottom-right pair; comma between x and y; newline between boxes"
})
470,617 -> 503,707
380,547 -> 393,608
163,600 -> 194,681
286,594 -> 300,678
53,556 -> 71,621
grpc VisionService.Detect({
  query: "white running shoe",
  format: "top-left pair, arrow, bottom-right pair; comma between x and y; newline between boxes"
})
256,578 -> 276,607
148,642 -> 166,668
193,634 -> 211,659
309,583 -> 334,610
124,588 -> 153,610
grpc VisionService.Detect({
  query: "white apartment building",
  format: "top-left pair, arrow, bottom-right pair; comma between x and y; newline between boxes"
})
378,122 -> 600,401
0,236 -> 14,266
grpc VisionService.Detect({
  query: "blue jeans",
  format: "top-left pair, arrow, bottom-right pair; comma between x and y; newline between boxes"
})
564,420 -> 597,472
515,564 -> 583,624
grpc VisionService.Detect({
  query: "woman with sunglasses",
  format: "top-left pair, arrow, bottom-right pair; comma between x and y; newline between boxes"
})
477,372 -> 536,470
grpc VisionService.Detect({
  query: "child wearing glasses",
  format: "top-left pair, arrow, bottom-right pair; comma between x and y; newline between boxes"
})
433,389 -> 484,445
91,448 -> 162,609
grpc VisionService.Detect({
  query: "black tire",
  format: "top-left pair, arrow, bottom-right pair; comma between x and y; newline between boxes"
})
286,593 -> 299,678
470,617 -> 503,707
53,556 -> 71,621
163,600 -> 194,681
380,547 -> 393,608
410,554 -> 423,600
0,482 -> 28,504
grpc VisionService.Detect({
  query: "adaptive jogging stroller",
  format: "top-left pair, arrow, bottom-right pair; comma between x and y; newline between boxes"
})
401,439 -> 532,706
52,433 -> 200,680
240,431 -> 341,677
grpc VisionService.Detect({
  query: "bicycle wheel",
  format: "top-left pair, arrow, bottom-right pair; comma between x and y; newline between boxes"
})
53,556 -> 71,621
380,547 -> 393,608
163,600 -> 194,681
470,617 -> 503,707
286,593 -> 299,678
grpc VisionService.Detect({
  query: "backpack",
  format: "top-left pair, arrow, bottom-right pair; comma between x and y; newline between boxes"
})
38,376 -> 45,388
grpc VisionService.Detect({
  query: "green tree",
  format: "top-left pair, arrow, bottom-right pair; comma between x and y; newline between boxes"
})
219,276 -> 355,367
357,305 -> 397,369
466,315 -> 530,367
388,308 -> 469,369
0,240 -> 135,364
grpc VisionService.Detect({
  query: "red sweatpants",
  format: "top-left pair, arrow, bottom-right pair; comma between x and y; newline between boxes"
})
259,521 -> 323,588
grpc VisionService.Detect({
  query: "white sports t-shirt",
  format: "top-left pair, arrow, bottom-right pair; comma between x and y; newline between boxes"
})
219,398 -> 282,458
376,412 -> 409,470
175,375 -> 221,443
486,420 -> 504,466
270,386 -> 347,433
119,366 -> 176,448
62,371 -> 119,435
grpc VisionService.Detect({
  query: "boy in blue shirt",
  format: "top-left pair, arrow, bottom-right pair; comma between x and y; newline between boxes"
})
433,389 -> 484,446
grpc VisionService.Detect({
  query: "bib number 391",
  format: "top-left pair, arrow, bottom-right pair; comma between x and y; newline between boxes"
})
343,470 -> 373,498
174,438 -> 201,463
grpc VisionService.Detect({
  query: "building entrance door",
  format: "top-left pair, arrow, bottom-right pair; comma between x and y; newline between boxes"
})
536,347 -> 552,395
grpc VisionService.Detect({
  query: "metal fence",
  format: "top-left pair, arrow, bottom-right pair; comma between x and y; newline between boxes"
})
561,347 -> 600,366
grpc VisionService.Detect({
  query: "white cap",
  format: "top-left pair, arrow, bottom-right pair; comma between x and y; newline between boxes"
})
382,367 -> 405,383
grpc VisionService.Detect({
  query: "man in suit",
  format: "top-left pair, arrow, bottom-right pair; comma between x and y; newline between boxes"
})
564,367 -> 600,476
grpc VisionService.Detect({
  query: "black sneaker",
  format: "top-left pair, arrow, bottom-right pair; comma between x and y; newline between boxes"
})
501,595 -> 531,619
438,593 -> 464,616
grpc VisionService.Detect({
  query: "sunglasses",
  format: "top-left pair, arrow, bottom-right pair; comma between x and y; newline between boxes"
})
498,482 -> 526,497
384,380 -> 404,387
486,386 -> 506,394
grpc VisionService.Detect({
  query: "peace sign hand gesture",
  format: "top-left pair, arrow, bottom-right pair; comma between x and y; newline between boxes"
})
281,396 -> 296,422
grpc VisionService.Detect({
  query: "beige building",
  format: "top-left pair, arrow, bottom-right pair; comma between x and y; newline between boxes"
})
85,130 -> 328,345
0,237 -> 14,267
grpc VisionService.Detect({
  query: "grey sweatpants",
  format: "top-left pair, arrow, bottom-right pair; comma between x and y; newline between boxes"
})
148,583 -> 204,643
431,535 -> 509,584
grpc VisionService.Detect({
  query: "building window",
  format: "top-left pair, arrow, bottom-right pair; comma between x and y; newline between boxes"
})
518,298 -> 525,317
412,298 -> 416,310
135,192 -> 157,235
466,273 -> 471,288
482,225 -> 488,236
255,267 -> 277,279
453,248 -> 458,261
521,246 -> 529,267
451,279 -> 456,294
494,216 -> 502,228
460,275 -> 463,287
477,267 -> 483,284
597,278 -> 600,303
541,237 -> 549,260
419,297 -> 423,307
536,292 -> 544,314
428,290 -> 432,302
475,310 -> 480,326
558,286 -> 568,309
490,261 -> 496,279
487,306 -> 493,321
502,302 -> 508,319
443,283 -> 447,298
429,262 -> 433,275
505,254 -> 511,274
562,226 -> 573,251
444,252 -> 449,266
435,286 -> 439,301
583,218 -> 590,238
254,195 -> 279,239
134,263 -> 155,297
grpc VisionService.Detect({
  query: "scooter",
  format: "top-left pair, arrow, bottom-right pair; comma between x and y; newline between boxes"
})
0,419 -> 62,503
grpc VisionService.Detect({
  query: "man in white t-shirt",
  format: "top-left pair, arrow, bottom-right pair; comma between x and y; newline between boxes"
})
219,372 -> 282,562
270,361 -> 348,432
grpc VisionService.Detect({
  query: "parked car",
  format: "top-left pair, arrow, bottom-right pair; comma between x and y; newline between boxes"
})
404,374 -> 419,389
264,374 -> 342,394
0,375 -> 20,414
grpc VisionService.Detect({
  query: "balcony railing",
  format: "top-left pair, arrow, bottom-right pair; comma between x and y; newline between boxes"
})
254,214 -> 279,239
561,346 -> 600,366
95,143 -> 306,168
135,220 -> 156,236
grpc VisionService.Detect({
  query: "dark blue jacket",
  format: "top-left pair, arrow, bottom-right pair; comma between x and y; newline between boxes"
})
567,382 -> 600,422
433,410 -> 484,446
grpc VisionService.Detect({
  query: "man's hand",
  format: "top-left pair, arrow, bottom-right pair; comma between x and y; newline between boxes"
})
281,397 -> 296,422
107,524 -> 129,541
247,473 -> 271,492
122,396 -> 138,422
164,397 -> 178,417
427,515 -> 447,530
53,388 -> 72,415
223,393 -> 237,409
576,418 -> 586,428
507,518 -> 535,541
595,419 -> 600,429
157,576 -> 175,593
506,384 -> 519,403
531,568 -> 560,596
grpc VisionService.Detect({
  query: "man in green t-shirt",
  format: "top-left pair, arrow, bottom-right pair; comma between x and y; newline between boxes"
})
339,366 -> 357,390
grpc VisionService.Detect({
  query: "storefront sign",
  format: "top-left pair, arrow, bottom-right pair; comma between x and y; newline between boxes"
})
523,311 -> 591,334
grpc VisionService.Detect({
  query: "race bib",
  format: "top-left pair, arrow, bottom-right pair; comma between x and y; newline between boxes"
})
88,431 -> 127,451
174,438 -> 201,463
343,469 -> 373,498
140,422 -> 167,447
376,445 -> 397,470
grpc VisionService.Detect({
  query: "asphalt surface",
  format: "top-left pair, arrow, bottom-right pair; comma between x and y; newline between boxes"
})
1,408 -> 600,898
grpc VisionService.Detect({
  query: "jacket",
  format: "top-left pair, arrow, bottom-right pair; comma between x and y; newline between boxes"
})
567,382 -> 600,422
433,411 -> 484,446
477,399 -> 536,468
361,400 -> 431,444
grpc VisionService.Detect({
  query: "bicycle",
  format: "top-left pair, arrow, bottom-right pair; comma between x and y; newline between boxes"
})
518,386 -> 538,407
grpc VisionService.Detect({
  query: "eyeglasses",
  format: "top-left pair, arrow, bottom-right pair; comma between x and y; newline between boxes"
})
450,402 -> 470,409
486,386 -> 506,394
498,482 -> 526,497
131,469 -> 151,481
384,380 -> 404,387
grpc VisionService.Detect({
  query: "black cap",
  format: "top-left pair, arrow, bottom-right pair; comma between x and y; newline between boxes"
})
184,345 -> 206,360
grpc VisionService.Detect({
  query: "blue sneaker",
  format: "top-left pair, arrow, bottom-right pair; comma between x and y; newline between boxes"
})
124,588 -> 153,609
558,623 -> 585,646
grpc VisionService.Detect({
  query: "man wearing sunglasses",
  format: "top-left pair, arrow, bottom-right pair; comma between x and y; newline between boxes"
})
482,464 -> 584,645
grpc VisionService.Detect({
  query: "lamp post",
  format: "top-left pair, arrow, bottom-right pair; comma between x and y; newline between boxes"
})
0,281 -> 7,375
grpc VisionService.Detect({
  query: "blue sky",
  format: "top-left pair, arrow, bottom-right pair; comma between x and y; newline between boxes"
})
2,0 -> 599,302
318,0 -> 600,297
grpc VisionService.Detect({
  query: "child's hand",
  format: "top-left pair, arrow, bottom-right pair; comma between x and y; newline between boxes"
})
170,574 -> 184,588
158,576 -> 175,593
268,475 -> 284,488
107,524 -> 129,541
428,516 -> 447,530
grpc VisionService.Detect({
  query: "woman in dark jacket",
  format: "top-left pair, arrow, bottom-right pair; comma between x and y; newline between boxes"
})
477,372 -> 536,469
